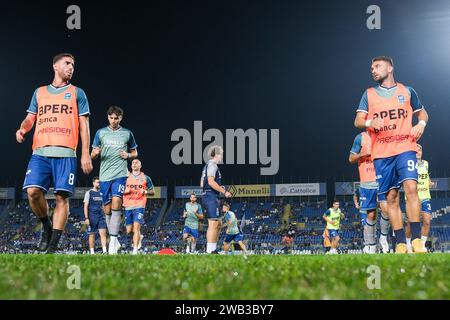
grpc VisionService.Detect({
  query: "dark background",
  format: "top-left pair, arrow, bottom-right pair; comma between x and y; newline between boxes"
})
1,0 -> 449,189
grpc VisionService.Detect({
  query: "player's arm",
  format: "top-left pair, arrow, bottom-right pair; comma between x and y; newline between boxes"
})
16,113 -> 36,143
145,176 -> 155,196
353,193 -> 360,209
322,210 -> 332,224
354,112 -> 384,130
195,205 -> 204,220
91,130 -> 101,160
83,192 -> 90,224
207,177 -> 231,198
410,108 -> 429,140
79,116 -> 93,174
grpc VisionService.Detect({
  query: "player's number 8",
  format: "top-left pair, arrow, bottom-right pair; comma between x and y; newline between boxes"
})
407,160 -> 417,172
68,173 -> 75,185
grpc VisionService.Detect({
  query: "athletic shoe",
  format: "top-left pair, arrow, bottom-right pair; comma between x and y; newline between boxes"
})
108,238 -> 117,255
369,245 -> 377,254
363,245 -> 370,254
412,239 -> 427,253
395,243 -> 407,254
379,236 -> 389,253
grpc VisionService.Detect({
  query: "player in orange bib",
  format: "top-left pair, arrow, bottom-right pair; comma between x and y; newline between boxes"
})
354,56 -> 429,254
16,53 -> 93,253
123,159 -> 154,254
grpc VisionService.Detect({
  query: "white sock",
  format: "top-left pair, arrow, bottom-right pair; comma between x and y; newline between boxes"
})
102,246 -> 107,253
421,236 -> 427,243
191,242 -> 196,252
133,247 -> 138,254
207,242 -> 217,253
406,238 -> 412,248
90,248 -> 95,254
186,245 -> 190,253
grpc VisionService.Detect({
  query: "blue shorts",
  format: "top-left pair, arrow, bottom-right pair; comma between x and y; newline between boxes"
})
23,155 -> 77,196
360,212 -> 367,226
359,187 -> 377,211
100,176 -> 128,205
377,193 -> 387,202
202,192 -> 221,220
421,200 -> 432,215
183,226 -> 199,239
328,229 -> 339,239
224,233 -> 244,243
373,151 -> 418,195
125,208 -> 145,225
87,213 -> 106,234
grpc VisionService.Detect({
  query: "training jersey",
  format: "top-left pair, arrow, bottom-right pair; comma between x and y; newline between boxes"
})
356,83 -> 424,159
92,126 -> 137,182
324,208 -> 342,230
83,189 -> 103,216
184,202 -> 203,229
122,172 -> 153,210
224,211 -> 239,235
201,160 -> 222,195
350,132 -> 377,189
27,84 -> 90,158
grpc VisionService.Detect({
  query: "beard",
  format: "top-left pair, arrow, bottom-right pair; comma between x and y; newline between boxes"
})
374,73 -> 388,84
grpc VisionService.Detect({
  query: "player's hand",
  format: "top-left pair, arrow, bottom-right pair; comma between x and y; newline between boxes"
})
410,123 -> 425,141
91,147 -> 101,157
224,191 -> 232,198
81,152 -> 93,174
369,117 -> 384,130
84,218 -> 89,225
354,202 -> 360,210
16,129 -> 26,143
119,150 -> 130,159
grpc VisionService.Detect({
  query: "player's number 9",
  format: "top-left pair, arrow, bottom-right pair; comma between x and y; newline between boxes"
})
407,160 -> 417,172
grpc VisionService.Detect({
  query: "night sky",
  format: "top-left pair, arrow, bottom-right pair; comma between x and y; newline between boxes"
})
1,0 -> 449,189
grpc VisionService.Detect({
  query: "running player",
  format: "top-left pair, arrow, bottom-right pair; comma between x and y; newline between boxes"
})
91,106 -> 138,254
349,132 -> 378,253
122,159 -> 154,255
16,53 -> 93,253
182,193 -> 203,253
405,144 -> 435,252
83,177 -> 107,254
200,145 -> 231,254
322,200 -> 344,254
222,202 -> 247,254
354,56 -> 428,253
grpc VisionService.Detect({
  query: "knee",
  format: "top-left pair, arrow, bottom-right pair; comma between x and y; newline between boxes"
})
27,188 -> 43,201
404,184 -> 418,198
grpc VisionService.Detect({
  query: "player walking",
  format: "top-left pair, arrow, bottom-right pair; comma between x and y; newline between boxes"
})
323,200 -> 344,254
83,177 -> 107,254
354,56 -> 428,253
91,106 -> 138,254
182,193 -> 203,253
222,202 -> 247,254
17,53 -> 93,253
123,159 -> 154,255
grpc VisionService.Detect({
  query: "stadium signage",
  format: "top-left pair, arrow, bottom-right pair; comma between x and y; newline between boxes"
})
275,183 -> 321,196
228,184 -> 271,198
0,188 -> 14,200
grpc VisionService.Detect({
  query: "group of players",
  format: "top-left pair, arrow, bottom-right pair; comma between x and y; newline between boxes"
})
322,56 -> 432,254
15,53 -> 432,255
15,53 -> 246,254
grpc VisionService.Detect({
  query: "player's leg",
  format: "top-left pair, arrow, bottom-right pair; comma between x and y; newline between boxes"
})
98,228 -> 107,254
405,219 -> 412,252
421,208 -> 431,249
378,198 -> 390,253
108,177 -> 127,254
207,219 -> 220,253
132,221 -> 141,255
100,181 -> 113,233
190,235 -> 197,253
203,195 -> 221,253
23,155 -> 52,251
45,192 -> 70,253
125,210 -> 133,252
385,189 -> 407,253
88,233 -> 95,254
223,241 -> 230,253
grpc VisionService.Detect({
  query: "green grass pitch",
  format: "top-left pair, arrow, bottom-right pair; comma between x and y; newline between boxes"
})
0,253 -> 448,299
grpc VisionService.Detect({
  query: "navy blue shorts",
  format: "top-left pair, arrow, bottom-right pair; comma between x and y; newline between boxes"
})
359,187 -> 377,211
421,200 -> 432,215
99,176 -> 127,205
87,213 -> 106,234
328,229 -> 339,239
183,226 -> 199,239
125,208 -> 145,225
202,192 -> 221,220
373,151 -> 418,195
23,155 -> 77,196
224,233 -> 244,243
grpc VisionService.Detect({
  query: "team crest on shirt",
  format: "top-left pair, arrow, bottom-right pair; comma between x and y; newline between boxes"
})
397,95 -> 405,104
64,93 -> 72,100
